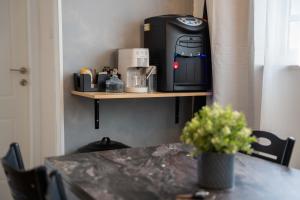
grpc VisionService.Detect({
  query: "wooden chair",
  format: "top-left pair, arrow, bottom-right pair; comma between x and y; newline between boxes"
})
251,130 -> 295,166
1,144 -> 48,200
47,170 -> 68,200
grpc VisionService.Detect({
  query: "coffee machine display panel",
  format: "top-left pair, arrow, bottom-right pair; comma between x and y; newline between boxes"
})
176,17 -> 203,26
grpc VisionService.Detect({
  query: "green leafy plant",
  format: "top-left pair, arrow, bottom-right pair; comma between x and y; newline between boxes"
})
181,103 -> 256,155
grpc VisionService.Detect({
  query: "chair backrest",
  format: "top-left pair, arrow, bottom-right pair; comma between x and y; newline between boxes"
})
47,170 -> 67,200
1,162 -> 48,200
3,143 -> 25,170
251,130 -> 295,166
1,143 -> 48,200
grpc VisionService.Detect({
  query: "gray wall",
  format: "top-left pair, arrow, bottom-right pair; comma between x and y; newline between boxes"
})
63,0 -> 194,153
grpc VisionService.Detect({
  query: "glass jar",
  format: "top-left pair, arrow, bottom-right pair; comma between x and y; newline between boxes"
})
106,75 -> 124,93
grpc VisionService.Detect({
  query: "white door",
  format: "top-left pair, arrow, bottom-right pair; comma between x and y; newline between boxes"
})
0,0 -> 31,199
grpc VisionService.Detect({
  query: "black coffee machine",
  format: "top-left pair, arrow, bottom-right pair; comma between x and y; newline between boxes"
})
144,15 -> 212,92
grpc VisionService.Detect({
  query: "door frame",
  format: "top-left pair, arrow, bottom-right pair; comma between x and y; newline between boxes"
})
27,0 -> 64,166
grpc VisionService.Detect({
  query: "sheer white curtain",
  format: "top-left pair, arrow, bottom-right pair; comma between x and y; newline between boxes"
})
195,0 -> 300,168
259,0 -> 300,168
198,0 -> 255,125
260,1 -> 290,133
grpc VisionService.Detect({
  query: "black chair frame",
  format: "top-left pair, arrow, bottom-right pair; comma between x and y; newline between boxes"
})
48,170 -> 67,200
2,143 -> 69,200
1,161 -> 48,200
1,143 -> 48,200
3,143 -> 25,170
251,130 -> 295,166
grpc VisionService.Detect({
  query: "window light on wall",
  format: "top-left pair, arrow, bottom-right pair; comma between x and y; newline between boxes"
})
288,0 -> 300,49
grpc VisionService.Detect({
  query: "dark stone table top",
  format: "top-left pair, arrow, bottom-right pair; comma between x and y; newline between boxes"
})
45,143 -> 300,200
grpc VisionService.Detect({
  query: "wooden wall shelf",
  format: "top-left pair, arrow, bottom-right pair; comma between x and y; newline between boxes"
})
71,91 -> 212,99
72,91 -> 213,129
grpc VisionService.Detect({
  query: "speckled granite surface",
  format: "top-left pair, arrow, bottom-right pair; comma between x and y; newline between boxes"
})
45,143 -> 300,200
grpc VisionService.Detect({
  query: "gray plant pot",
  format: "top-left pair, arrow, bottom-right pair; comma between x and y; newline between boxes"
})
198,152 -> 235,190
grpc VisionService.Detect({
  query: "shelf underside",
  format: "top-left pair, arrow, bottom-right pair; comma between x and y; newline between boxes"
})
71,91 -> 213,100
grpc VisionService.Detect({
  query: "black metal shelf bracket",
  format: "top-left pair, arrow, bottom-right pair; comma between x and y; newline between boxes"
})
193,96 -> 206,114
92,96 -> 207,129
175,97 -> 180,124
94,99 -> 100,129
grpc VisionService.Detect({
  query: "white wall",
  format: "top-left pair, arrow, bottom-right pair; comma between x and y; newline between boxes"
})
62,0 -> 194,152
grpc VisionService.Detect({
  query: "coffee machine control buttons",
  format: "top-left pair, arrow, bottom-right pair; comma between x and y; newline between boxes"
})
177,17 -> 203,26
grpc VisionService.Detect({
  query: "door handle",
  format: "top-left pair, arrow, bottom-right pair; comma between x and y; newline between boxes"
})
10,67 -> 28,74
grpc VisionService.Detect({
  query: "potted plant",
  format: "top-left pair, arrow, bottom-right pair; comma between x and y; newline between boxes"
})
180,103 -> 256,190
